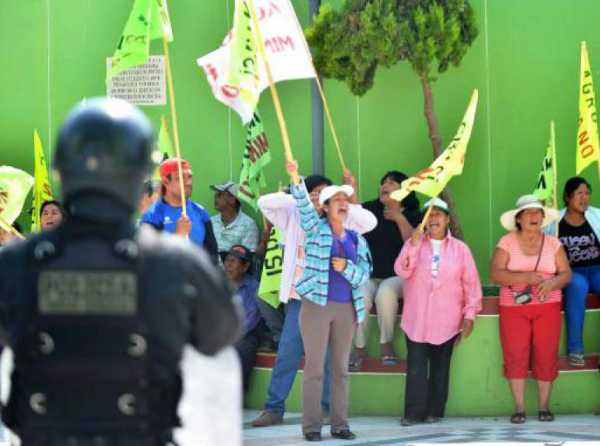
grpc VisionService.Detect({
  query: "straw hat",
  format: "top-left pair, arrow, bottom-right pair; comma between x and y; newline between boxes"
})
500,194 -> 560,231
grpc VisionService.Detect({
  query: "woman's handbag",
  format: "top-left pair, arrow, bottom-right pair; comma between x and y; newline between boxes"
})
512,235 -> 545,305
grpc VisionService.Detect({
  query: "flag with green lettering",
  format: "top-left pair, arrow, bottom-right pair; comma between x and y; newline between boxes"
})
31,130 -> 54,232
108,0 -> 173,80
158,115 -> 175,158
533,121 -> 557,206
258,226 -> 283,308
238,111 -> 271,209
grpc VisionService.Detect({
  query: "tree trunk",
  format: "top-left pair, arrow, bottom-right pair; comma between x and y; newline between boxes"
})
419,73 -> 464,240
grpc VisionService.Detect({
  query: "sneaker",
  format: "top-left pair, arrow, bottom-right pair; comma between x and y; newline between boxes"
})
568,352 -> 585,367
251,410 -> 283,427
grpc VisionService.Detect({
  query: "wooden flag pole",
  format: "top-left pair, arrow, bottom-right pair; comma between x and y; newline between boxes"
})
0,216 -> 25,240
162,37 -> 187,217
247,0 -> 300,185
288,5 -> 347,171
313,75 -> 347,171
418,204 -> 433,233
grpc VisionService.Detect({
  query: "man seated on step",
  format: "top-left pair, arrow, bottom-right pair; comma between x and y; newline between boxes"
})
210,181 -> 259,264
224,244 -> 262,392
251,170 -> 376,427
351,171 -> 422,369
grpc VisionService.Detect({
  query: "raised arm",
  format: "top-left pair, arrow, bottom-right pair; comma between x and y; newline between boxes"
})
394,228 -> 424,279
286,161 -> 322,235
257,192 -> 295,231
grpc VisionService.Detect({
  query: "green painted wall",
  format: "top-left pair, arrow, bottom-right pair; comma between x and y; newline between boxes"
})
2,1 -> 600,281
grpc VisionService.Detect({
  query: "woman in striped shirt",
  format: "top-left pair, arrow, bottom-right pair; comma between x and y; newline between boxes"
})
491,195 -> 571,424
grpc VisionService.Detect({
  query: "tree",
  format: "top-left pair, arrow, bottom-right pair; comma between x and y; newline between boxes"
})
306,0 -> 478,238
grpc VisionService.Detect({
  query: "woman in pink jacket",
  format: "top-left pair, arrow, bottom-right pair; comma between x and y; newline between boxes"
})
394,198 -> 482,426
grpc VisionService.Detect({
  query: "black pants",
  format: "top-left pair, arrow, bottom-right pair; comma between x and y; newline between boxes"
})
235,327 -> 260,391
404,335 -> 456,420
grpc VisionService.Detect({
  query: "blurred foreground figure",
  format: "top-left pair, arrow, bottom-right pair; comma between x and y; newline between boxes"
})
0,98 -> 241,446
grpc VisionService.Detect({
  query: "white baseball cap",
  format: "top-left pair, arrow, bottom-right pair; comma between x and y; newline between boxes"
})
424,197 -> 449,214
500,194 -> 560,231
318,185 -> 354,206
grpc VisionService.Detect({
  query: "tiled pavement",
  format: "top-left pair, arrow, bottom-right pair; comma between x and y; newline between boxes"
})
243,410 -> 600,445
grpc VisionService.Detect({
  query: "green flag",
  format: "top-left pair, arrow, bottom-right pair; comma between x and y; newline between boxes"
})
0,166 -> 34,225
238,111 -> 271,210
158,115 -> 175,158
108,0 -> 173,80
258,226 -> 283,309
227,0 -> 260,116
533,121 -> 557,206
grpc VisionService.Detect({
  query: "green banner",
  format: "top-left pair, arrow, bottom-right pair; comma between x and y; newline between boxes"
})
0,166 -> 34,225
533,121 -> 556,205
108,0 -> 171,80
238,111 -> 271,209
258,226 -> 283,309
228,0 -> 260,110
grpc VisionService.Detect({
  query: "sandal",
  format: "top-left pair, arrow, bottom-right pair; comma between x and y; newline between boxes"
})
348,354 -> 364,372
381,355 -> 398,366
510,412 -> 526,424
538,410 -> 555,422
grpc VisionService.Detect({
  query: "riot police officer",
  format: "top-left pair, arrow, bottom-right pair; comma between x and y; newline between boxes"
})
0,98 -> 242,445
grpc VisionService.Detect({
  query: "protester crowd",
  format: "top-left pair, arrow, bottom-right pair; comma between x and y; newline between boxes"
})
7,154 -> 600,440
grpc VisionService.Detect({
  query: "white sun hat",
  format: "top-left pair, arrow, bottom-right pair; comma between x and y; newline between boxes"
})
424,197 -> 449,214
318,185 -> 354,206
500,194 -> 560,231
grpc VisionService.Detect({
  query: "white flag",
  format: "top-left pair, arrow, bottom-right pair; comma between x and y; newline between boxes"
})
197,0 -> 316,124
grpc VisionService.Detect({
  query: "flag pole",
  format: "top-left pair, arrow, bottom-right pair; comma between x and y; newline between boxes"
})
162,37 -> 187,217
288,3 -> 347,171
0,216 -> 25,240
247,0 -> 300,185
418,203 -> 433,233
313,75 -> 347,171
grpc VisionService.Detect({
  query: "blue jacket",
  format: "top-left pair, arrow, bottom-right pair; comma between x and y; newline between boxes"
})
140,197 -> 218,261
291,183 -> 372,323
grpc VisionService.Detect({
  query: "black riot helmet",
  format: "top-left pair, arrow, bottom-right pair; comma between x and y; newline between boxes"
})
54,98 -> 155,213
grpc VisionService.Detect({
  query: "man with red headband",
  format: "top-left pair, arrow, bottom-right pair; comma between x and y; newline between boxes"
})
141,158 -> 218,260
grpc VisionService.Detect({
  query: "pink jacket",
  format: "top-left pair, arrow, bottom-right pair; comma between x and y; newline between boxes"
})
394,234 -> 482,345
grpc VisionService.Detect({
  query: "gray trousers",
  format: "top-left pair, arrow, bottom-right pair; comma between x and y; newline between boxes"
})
299,299 -> 356,434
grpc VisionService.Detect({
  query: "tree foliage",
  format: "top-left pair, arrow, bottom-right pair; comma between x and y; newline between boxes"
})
306,0 -> 479,95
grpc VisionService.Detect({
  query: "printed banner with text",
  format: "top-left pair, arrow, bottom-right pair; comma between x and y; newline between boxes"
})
0,166 -> 34,226
533,121 -> 557,206
31,130 -> 54,232
391,89 -> 479,203
258,225 -> 283,309
238,111 -> 271,209
197,0 -> 315,123
108,0 -> 173,80
576,41 -> 600,175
